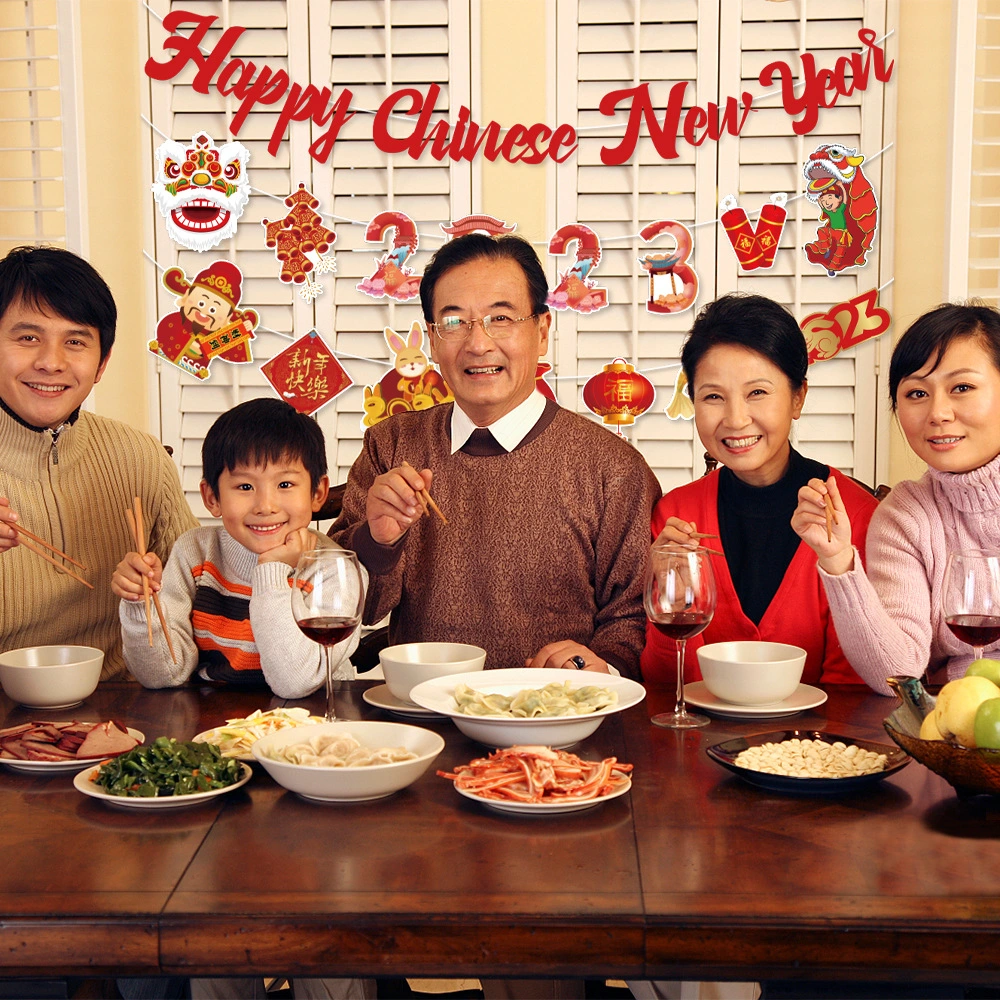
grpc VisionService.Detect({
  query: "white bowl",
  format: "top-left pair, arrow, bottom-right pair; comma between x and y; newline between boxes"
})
0,645 -> 103,709
696,641 -> 806,706
251,720 -> 445,802
380,642 -> 486,705
408,667 -> 646,749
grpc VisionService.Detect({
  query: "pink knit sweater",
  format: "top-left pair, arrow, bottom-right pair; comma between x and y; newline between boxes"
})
820,452 -> 1000,695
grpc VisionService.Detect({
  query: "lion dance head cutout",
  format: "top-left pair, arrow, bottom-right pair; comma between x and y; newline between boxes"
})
152,132 -> 250,252
802,143 -> 878,276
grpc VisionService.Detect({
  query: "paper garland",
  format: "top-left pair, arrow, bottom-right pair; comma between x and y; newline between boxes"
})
261,330 -> 352,416
356,211 -> 422,301
547,224 -> 609,313
720,193 -> 787,271
261,185 -> 337,301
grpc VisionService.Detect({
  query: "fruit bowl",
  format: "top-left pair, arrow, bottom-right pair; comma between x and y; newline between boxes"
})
884,675 -> 1000,796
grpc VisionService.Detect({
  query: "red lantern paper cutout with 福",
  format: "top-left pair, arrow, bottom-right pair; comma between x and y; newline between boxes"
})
584,359 -> 656,429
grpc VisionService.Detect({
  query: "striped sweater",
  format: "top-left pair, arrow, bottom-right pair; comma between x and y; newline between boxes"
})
0,405 -> 198,679
121,527 -> 362,698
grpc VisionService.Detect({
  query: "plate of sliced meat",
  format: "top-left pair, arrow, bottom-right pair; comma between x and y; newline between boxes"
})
0,720 -> 144,774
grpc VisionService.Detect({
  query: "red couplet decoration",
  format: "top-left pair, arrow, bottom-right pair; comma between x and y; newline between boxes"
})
583,359 -> 656,426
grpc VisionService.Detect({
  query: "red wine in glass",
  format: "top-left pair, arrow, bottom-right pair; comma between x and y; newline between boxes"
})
297,617 -> 358,646
653,612 -> 712,642
945,615 -> 1000,650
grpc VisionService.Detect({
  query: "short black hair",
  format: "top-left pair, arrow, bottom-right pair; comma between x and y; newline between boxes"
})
889,301 -> 1000,410
0,246 -> 117,361
201,398 -> 328,494
681,293 -> 808,395
419,233 -> 550,322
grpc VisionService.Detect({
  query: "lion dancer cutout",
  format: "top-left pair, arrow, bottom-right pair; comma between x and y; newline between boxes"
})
802,143 -> 879,276
150,261 -> 258,380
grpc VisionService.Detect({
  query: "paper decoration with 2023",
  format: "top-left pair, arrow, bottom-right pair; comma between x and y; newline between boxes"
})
362,323 -> 454,428
800,290 -> 891,364
803,143 -> 879,276
720,194 -> 788,271
261,331 -> 352,417
356,211 -> 422,301
637,221 -> 699,314
150,262 -> 258,381
152,132 -> 250,253
584,359 -> 656,429
262,184 -> 337,301
547,224 -> 609,314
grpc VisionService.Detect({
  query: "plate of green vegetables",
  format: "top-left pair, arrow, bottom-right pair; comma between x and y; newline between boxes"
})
73,736 -> 251,809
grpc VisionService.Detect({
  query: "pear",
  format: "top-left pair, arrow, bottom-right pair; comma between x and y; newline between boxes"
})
934,675 -> 1000,747
919,711 -> 945,741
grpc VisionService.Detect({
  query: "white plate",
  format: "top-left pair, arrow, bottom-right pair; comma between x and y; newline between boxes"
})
363,684 -> 445,719
455,777 -> 632,815
73,761 -> 252,809
684,682 -> 828,719
409,668 -> 646,749
1,728 -> 145,775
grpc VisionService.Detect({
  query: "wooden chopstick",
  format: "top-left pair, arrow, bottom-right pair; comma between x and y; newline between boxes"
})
127,500 -> 178,664
18,536 -> 93,589
698,546 -> 725,557
688,532 -> 719,540
824,499 -> 838,542
12,523 -> 88,571
402,461 -> 448,525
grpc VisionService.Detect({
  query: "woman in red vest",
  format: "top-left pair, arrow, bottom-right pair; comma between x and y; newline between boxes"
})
640,293 -> 879,687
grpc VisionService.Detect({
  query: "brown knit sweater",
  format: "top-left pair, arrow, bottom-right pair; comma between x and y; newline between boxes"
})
0,406 -> 198,679
331,400 -> 661,679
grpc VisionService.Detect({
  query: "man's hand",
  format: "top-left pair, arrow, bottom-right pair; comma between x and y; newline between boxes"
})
257,527 -> 317,567
0,497 -> 18,554
112,551 -> 163,601
525,640 -> 609,673
366,466 -> 433,545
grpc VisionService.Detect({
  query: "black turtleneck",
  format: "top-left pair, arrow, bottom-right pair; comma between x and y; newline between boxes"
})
717,447 -> 829,626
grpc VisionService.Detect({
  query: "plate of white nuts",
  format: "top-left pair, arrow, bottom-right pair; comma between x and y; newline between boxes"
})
706,730 -> 910,794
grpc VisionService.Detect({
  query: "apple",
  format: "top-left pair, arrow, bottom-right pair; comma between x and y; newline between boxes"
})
974,698 -> 1000,750
965,658 -> 1000,685
934,675 -> 1000,747
919,712 -> 945,741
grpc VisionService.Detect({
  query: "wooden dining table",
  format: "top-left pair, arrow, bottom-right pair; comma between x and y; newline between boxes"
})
2,680 -> 1000,988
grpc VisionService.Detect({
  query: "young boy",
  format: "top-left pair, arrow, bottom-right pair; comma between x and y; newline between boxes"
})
114,397 -> 362,697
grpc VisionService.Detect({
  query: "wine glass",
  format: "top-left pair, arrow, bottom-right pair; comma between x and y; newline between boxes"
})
645,542 -> 717,729
291,548 -> 365,721
943,549 -> 1000,662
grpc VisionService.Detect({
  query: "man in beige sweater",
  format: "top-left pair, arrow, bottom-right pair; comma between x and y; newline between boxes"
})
0,246 -> 197,679
333,233 -> 660,682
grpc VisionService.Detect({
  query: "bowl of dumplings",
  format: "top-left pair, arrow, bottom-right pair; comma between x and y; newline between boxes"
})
408,667 -> 646,749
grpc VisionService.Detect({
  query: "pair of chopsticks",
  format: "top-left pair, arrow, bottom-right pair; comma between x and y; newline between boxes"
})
13,523 -> 92,589
125,497 -> 177,664
402,461 -> 448,525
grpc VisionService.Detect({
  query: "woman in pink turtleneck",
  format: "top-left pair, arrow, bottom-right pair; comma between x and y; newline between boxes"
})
793,303 -> 1000,695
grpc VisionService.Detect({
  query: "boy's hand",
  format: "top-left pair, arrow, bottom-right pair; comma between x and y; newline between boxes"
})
0,497 -> 19,554
258,527 -> 317,567
113,551 -> 163,601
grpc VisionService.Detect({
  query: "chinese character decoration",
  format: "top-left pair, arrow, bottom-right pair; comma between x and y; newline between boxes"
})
638,220 -> 699,314
665,369 -> 694,420
720,193 -> 788,271
261,330 -> 352,416
356,211 -> 422,301
800,289 -> 891,364
149,262 -> 257,381
362,322 -> 454,428
440,215 -> 517,238
535,362 -> 556,402
547,223 -> 608,314
152,132 -> 250,252
803,143 -> 879,276
261,184 -> 337,301
583,359 -> 656,431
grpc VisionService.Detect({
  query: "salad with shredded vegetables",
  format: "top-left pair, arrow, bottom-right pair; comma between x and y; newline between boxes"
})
91,737 -> 245,797
192,708 -> 323,758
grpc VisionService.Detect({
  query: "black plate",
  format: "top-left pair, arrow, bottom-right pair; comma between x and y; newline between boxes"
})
706,729 -> 910,795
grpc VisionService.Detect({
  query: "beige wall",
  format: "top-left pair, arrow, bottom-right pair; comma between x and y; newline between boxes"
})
81,0 -> 956,484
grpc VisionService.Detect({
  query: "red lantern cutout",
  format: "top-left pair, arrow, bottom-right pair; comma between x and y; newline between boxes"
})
583,359 -> 656,427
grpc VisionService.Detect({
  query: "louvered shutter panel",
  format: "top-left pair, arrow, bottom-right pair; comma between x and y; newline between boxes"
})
144,0 -> 471,518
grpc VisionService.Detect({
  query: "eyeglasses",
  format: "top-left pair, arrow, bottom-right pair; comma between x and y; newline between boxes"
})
428,313 -> 538,341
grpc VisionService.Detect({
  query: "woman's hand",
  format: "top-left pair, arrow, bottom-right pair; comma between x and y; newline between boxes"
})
653,516 -> 700,549
792,476 -> 855,575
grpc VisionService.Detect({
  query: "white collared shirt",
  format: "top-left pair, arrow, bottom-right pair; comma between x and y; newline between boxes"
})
449,390 -> 548,454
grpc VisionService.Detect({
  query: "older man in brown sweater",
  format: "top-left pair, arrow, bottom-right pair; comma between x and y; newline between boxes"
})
333,233 -> 660,680
0,246 -> 197,678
